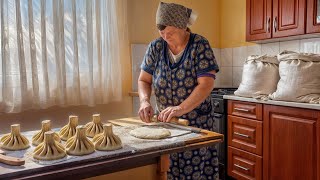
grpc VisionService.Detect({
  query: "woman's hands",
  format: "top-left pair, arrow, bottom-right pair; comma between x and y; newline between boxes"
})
138,100 -> 154,123
158,106 -> 184,122
138,70 -> 153,123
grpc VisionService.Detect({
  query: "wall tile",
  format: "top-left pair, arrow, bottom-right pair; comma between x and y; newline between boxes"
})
232,67 -> 243,88
280,40 -> 300,53
221,48 -> 233,66
261,42 -> 280,56
232,46 -> 247,67
247,44 -> 261,56
131,44 -> 148,91
216,67 -> 233,87
300,38 -> 320,54
212,48 -> 221,67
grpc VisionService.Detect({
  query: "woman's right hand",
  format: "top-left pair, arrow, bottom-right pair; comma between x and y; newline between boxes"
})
138,101 -> 154,123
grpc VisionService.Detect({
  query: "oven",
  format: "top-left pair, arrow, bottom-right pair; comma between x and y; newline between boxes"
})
211,88 -> 237,180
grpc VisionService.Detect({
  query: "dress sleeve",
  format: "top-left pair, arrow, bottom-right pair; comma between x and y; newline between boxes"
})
195,39 -> 219,76
140,42 -> 157,75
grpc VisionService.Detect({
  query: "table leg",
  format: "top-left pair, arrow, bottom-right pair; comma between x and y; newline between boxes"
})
157,154 -> 170,180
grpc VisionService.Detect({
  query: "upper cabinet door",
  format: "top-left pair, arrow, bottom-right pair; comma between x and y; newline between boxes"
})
307,0 -> 320,33
272,0 -> 306,38
246,0 -> 272,41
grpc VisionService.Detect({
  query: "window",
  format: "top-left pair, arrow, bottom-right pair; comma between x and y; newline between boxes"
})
0,0 -> 127,113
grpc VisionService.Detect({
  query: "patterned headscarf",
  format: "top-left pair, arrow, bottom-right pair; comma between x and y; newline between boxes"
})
156,2 -> 197,30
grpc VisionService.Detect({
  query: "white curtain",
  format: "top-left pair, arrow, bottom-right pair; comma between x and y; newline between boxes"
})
0,0 -> 127,113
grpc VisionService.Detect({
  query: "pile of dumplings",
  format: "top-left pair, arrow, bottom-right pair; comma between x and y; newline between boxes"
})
0,114 -> 123,161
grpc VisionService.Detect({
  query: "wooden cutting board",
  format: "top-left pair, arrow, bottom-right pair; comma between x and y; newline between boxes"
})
108,117 -> 224,145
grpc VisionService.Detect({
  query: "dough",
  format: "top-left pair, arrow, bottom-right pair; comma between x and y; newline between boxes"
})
59,115 -> 78,141
93,123 -> 122,151
129,127 -> 171,139
66,125 -> 95,156
32,120 -> 61,146
0,124 -> 30,150
85,114 -> 104,138
33,131 -> 66,161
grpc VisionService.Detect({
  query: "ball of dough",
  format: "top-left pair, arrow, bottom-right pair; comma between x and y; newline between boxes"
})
0,124 -> 30,150
129,127 -> 171,139
93,123 -> 122,151
33,131 -> 66,161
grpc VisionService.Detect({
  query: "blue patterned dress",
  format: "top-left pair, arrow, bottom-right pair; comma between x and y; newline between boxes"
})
141,33 -> 220,180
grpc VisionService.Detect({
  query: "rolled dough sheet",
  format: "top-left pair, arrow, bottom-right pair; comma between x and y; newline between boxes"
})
129,127 -> 171,139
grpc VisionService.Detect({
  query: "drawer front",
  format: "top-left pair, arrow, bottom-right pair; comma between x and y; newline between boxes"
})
228,115 -> 262,155
228,100 -> 262,120
228,146 -> 262,180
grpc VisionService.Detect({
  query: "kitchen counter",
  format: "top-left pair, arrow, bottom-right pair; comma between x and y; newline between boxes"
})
223,95 -> 320,110
0,117 -> 223,180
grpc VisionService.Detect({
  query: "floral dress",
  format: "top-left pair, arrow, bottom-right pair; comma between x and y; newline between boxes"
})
141,33 -> 220,180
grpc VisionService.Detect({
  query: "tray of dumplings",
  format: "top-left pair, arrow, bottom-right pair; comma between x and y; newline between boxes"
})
0,114 -> 200,175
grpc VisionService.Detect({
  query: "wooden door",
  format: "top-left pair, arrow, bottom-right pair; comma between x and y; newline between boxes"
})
263,105 -> 320,180
307,0 -> 320,33
246,0 -> 272,41
272,0 -> 306,38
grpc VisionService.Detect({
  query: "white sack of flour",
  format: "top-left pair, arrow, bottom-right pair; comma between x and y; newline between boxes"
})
234,55 -> 279,100
269,51 -> 320,104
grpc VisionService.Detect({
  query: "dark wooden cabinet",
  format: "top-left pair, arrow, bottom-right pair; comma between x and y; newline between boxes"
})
246,0 -> 272,41
228,100 -> 263,120
228,146 -> 262,180
228,115 -> 263,155
246,0 -> 320,41
307,0 -> 320,33
227,100 -> 320,180
272,0 -> 306,38
227,100 -> 263,180
263,105 -> 320,180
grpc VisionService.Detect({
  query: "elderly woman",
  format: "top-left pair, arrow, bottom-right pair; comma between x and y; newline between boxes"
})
138,2 -> 219,180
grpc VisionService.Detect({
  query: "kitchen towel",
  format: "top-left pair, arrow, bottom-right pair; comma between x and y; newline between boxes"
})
269,51 -> 320,104
234,55 -> 279,100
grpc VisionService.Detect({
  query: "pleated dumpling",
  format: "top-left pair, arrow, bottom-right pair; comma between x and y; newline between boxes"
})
59,115 -> 78,141
33,131 -> 66,161
32,120 -> 61,146
85,114 -> 104,138
66,126 -> 95,156
0,124 -> 30,150
93,123 -> 122,151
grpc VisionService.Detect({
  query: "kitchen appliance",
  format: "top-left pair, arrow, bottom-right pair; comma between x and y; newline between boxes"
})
211,88 -> 237,180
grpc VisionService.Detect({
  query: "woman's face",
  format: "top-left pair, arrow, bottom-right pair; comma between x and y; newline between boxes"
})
159,26 -> 185,44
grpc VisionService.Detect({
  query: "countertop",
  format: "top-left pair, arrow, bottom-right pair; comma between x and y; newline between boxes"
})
223,95 -> 320,110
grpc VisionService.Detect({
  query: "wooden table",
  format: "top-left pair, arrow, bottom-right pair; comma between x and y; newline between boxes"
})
0,117 -> 223,180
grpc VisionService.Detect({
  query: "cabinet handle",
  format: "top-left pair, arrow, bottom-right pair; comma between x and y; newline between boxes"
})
274,16 -> 277,32
234,164 -> 249,171
267,17 -> 270,32
234,108 -> 249,112
234,132 -> 250,138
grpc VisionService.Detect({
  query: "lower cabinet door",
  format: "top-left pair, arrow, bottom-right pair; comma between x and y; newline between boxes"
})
228,146 -> 262,180
263,105 -> 319,180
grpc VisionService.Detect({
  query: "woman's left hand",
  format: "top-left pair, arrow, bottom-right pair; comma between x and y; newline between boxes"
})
158,106 -> 184,122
